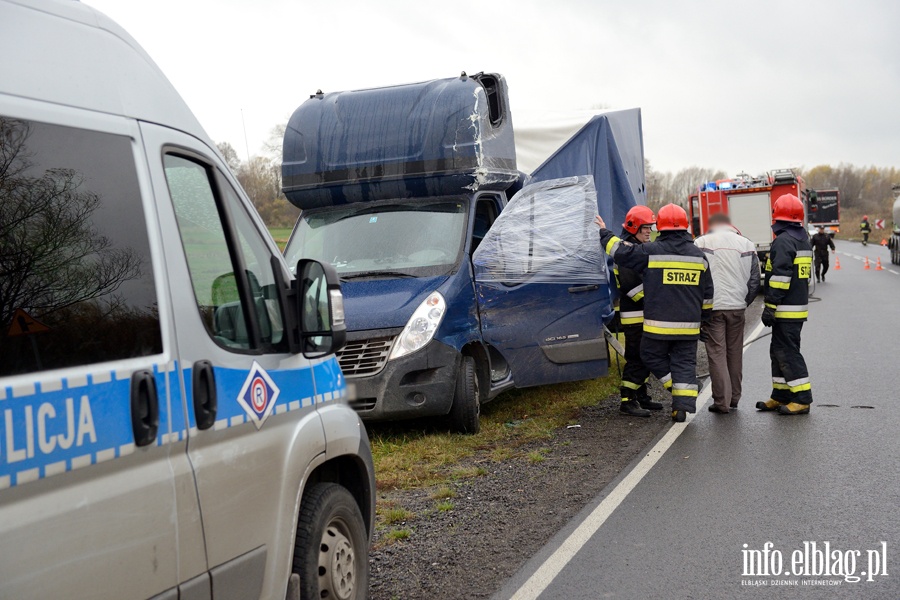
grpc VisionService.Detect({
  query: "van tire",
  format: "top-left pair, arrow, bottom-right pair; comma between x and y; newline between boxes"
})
293,483 -> 368,600
448,356 -> 480,434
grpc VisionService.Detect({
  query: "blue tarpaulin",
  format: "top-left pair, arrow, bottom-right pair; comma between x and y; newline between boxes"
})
527,108 -> 646,232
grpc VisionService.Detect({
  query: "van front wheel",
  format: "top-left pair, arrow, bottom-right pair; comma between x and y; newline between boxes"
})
293,483 -> 368,600
448,355 -> 480,434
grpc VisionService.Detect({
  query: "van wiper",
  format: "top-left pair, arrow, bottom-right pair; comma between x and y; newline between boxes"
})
341,271 -> 417,281
336,204 -> 408,221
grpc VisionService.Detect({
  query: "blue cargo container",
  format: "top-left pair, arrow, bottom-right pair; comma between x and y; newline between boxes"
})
283,73 -> 644,432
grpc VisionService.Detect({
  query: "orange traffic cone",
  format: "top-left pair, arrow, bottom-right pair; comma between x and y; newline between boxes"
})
875,257 -> 884,271
834,256 -> 841,270
864,257 -> 871,270
881,239 -> 888,247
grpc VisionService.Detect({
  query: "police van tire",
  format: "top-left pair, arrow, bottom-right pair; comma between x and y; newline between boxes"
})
448,355 -> 480,434
293,483 -> 368,600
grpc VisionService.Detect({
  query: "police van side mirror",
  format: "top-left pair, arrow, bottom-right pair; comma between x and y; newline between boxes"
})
295,259 -> 346,358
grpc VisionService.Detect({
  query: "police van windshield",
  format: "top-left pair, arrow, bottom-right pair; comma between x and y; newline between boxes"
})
285,198 -> 467,278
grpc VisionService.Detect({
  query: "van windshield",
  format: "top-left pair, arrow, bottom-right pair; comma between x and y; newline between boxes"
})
285,198 -> 467,278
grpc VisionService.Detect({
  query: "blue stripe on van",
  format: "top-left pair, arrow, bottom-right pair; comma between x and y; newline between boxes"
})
0,364 -> 173,490
1,357 -> 345,489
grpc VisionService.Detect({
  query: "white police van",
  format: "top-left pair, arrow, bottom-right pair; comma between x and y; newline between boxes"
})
0,1 -> 374,599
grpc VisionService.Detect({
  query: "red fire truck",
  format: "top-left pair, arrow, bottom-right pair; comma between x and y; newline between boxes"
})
688,168 -> 808,261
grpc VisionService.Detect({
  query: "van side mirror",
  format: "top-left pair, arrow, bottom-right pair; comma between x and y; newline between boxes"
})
295,259 -> 346,358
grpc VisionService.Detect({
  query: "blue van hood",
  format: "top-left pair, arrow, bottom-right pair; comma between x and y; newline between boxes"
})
341,275 -> 449,331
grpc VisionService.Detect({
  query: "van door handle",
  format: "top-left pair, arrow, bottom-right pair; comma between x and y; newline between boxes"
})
568,284 -> 599,293
130,370 -> 159,447
192,360 -> 217,431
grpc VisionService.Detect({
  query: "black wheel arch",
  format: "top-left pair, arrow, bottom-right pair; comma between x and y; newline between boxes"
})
303,451 -> 375,541
460,340 -> 489,403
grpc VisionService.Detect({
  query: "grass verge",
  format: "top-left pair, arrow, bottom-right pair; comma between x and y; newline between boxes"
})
369,369 -> 621,493
268,227 -> 292,251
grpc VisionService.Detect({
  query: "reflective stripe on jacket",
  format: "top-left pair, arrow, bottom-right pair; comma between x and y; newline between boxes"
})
612,231 -> 645,326
764,229 -> 812,321
600,229 -> 714,340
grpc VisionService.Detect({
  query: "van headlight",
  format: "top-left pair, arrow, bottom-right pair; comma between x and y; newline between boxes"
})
389,291 -> 446,360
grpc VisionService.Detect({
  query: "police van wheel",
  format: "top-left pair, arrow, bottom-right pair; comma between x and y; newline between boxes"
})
448,355 -> 480,434
293,483 -> 368,600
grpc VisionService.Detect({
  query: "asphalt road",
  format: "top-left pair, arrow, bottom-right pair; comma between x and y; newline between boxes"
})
494,239 -> 900,599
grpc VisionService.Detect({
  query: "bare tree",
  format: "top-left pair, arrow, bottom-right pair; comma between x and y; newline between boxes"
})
0,117 -> 142,329
236,154 -> 299,227
667,166 -> 727,207
263,122 -> 286,160
216,141 -> 243,175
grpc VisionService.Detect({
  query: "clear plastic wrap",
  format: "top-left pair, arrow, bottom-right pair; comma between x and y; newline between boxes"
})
473,176 -> 607,287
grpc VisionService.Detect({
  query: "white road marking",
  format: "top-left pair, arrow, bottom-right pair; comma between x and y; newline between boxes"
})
508,321 -> 767,600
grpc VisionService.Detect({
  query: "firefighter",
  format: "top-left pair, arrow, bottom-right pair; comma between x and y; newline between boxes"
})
595,204 -> 714,422
810,224 -> 835,282
757,194 -> 814,415
860,215 -> 871,246
611,206 -> 663,417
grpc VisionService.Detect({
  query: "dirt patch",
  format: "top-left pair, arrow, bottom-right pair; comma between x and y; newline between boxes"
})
366,378 -> 678,600
364,301 -> 768,599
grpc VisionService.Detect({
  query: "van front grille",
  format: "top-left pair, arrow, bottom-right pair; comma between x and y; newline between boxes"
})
337,335 -> 395,377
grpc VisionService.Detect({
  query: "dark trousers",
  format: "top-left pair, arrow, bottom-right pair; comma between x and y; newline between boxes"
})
620,325 -> 650,401
704,309 -> 746,410
814,253 -> 829,279
640,336 -> 700,412
770,321 -> 812,404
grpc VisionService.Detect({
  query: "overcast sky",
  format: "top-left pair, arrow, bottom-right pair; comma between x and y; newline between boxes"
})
86,0 -> 899,177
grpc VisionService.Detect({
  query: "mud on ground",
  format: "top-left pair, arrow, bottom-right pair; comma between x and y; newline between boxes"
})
366,377 -> 678,600
366,301 -> 764,599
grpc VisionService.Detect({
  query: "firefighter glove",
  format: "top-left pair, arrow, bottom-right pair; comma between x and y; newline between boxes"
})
761,306 -> 776,327
698,325 -> 709,343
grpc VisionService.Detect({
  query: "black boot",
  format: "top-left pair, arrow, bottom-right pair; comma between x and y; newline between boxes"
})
620,400 -> 651,417
636,394 -> 663,411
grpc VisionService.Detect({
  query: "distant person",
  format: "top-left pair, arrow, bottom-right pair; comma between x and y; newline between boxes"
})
860,215 -> 871,246
811,225 -> 836,282
610,206 -> 663,417
757,194 -> 813,415
694,214 -> 760,413
596,204 -> 714,423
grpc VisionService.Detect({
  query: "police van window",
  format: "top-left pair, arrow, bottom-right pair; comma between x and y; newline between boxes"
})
217,173 -> 286,348
164,154 -> 285,351
0,116 -> 162,377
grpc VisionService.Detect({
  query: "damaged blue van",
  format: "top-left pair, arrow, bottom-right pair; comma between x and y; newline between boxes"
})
282,72 -> 645,432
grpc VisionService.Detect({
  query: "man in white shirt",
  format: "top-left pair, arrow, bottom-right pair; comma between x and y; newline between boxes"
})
694,213 -> 760,413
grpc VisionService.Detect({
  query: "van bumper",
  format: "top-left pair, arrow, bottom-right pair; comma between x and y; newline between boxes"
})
348,340 -> 460,421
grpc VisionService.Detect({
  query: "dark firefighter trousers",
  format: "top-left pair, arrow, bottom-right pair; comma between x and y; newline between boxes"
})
640,337 -> 700,412
620,325 -> 650,402
770,321 -> 812,404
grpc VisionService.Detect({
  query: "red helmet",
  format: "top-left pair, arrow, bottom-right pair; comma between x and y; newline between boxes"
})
622,205 -> 656,234
656,203 -> 689,231
863,215 -> 869,220
772,194 -> 804,223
